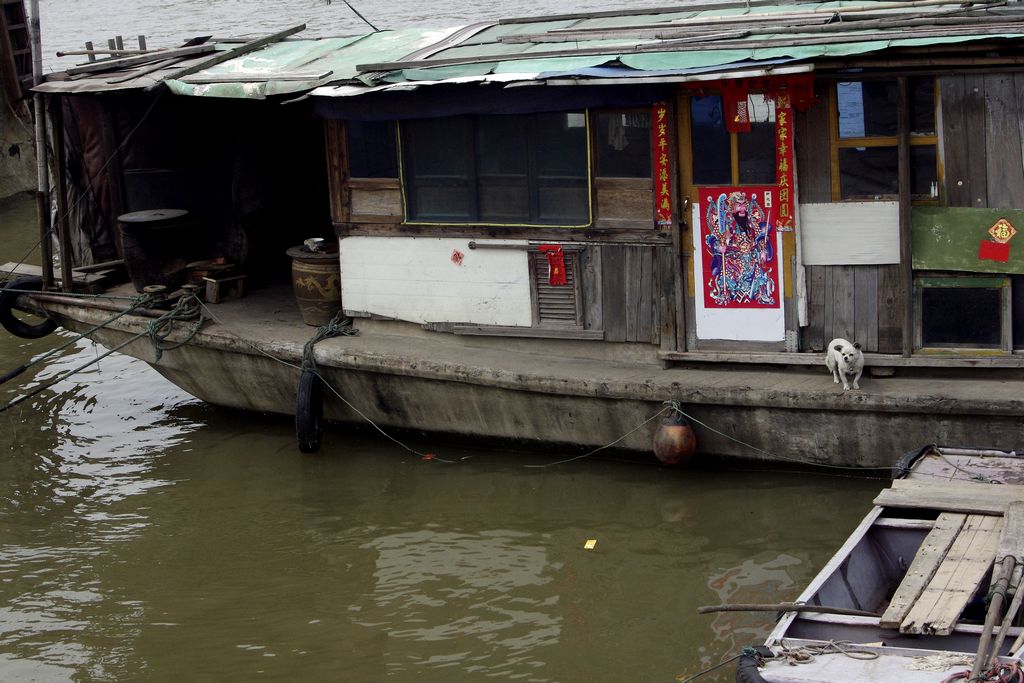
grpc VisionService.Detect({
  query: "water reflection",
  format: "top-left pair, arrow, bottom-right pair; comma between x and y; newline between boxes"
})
1,197 -> 882,680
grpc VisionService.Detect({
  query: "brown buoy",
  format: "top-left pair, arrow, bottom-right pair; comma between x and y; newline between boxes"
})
652,412 -> 697,465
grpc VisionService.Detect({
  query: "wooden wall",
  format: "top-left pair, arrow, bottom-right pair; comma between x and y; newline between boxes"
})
584,245 -> 672,344
941,72 -> 1024,348
795,84 -> 903,353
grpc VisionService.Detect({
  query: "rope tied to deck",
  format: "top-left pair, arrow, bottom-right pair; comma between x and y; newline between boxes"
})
145,293 -> 206,362
776,639 -> 879,665
301,313 -> 358,372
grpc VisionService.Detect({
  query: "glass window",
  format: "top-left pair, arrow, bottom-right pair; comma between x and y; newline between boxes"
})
922,287 -> 1001,347
690,96 -> 731,185
595,110 -> 652,178
738,97 -> 776,185
535,112 -> 589,223
910,145 -> 938,198
837,80 -> 897,139
477,116 -> 528,222
839,147 -> 898,198
401,112 -> 589,225
833,78 -> 938,201
910,76 -> 936,136
403,117 -> 472,222
346,121 -> 398,178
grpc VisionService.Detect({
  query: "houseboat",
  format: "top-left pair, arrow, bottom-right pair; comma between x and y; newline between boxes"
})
3,0 -> 1024,465
732,445 -> 1024,682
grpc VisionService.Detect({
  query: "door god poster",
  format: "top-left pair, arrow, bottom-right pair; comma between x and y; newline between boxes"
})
699,186 -> 781,309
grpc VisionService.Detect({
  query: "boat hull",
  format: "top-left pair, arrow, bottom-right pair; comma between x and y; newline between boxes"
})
28,296 -> 1024,466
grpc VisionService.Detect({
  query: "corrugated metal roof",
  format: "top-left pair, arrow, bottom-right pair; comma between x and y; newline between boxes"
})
34,0 -> 1024,99
35,27 -> 462,97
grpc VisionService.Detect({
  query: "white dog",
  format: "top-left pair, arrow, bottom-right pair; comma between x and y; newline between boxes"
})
826,338 -> 864,391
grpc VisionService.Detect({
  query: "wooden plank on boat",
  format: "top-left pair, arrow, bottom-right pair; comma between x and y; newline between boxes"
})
875,479 -> 1024,515
900,513 -> 1002,635
880,512 -> 966,629
998,500 -> 1024,562
1,261 -> 112,290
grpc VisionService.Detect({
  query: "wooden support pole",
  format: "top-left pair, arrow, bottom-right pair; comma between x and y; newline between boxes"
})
29,0 -> 52,289
973,555 -> 1016,680
897,76 -> 913,357
988,565 -> 1024,668
985,501 -> 1024,667
48,96 -> 74,292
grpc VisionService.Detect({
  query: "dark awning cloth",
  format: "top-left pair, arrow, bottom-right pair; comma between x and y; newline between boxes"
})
313,82 -> 674,121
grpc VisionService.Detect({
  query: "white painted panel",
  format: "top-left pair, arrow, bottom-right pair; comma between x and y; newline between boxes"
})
691,204 -> 786,342
339,237 -> 532,326
800,202 -> 900,265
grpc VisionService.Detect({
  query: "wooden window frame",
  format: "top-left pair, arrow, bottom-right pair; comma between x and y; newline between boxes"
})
913,275 -> 1012,353
828,78 -> 941,203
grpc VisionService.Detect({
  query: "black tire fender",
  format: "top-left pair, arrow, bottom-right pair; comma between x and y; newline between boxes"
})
295,368 -> 324,454
893,444 -> 935,480
0,276 -> 58,339
735,655 -> 768,683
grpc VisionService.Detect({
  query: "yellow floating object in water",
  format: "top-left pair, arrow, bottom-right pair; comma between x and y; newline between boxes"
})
584,539 -> 597,550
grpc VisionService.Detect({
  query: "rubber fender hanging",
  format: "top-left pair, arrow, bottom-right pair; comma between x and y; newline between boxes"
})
295,369 -> 324,454
734,654 -> 769,683
0,276 -> 58,339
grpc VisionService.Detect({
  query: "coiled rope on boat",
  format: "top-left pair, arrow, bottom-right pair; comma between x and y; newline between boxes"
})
774,639 -> 879,665
145,293 -> 206,362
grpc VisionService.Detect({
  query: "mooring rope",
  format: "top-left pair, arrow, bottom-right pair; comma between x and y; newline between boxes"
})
661,400 -> 900,473
674,650 -> 748,683
0,293 -> 153,385
0,293 -> 205,414
144,294 -> 206,362
301,312 -> 358,372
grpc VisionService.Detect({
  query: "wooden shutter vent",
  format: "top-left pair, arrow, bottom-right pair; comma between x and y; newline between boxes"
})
529,248 -> 583,328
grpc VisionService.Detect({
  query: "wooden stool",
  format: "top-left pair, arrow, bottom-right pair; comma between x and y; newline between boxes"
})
202,274 -> 246,304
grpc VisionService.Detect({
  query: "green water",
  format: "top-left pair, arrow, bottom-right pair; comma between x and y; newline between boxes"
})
0,193 -> 882,681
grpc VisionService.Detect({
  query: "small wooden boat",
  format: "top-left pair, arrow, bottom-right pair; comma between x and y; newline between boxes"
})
733,445 -> 1024,682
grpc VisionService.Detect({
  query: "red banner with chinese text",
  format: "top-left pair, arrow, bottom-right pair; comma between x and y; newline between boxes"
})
652,102 -> 672,228
775,99 -> 795,232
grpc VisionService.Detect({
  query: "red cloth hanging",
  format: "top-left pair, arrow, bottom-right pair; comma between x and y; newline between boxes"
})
537,244 -> 568,286
721,82 -> 751,133
979,240 -> 1011,263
